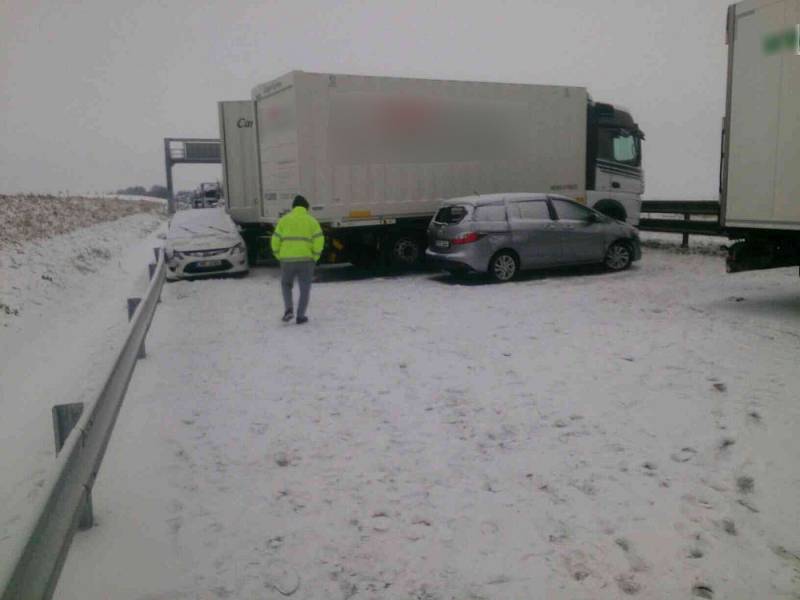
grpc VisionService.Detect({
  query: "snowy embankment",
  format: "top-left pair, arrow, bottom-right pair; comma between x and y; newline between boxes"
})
55,246 -> 800,599
0,194 -> 163,250
0,197 -> 166,563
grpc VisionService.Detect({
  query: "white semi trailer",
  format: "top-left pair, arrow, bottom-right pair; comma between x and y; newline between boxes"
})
219,71 -> 644,266
722,0 -> 800,273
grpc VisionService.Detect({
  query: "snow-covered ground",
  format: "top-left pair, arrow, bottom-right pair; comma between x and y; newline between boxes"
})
50,246 -> 800,599
0,212 -> 166,559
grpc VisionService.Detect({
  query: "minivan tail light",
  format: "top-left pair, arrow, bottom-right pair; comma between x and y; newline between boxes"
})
451,232 -> 484,245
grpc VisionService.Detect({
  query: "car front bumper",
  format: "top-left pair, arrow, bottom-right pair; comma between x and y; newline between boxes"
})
166,249 -> 249,280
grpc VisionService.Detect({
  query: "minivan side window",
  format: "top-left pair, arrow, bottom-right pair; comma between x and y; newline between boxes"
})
511,200 -> 551,220
551,199 -> 593,221
473,204 -> 507,222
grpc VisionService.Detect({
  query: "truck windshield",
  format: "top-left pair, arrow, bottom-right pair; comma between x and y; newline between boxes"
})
434,205 -> 469,224
598,128 -> 641,166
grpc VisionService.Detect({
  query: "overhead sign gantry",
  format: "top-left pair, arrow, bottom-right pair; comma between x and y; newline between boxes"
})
163,138 -> 221,214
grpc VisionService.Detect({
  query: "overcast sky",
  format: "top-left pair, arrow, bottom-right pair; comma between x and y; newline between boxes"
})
1,0 -> 732,198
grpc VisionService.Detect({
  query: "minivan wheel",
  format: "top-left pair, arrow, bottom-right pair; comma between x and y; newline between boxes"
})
604,241 -> 632,271
489,251 -> 518,282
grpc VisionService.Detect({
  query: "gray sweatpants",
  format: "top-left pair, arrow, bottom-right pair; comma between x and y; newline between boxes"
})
280,260 -> 315,318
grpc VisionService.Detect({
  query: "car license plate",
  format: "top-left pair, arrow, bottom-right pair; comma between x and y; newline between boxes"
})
434,239 -> 450,249
197,260 -> 222,267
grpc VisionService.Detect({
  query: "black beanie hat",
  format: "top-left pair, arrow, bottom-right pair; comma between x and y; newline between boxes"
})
293,195 -> 309,209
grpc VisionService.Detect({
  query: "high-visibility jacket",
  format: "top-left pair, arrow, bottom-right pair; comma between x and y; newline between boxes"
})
270,206 -> 324,263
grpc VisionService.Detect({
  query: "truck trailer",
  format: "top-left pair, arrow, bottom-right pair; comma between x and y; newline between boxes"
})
722,0 -> 800,273
219,71 -> 645,266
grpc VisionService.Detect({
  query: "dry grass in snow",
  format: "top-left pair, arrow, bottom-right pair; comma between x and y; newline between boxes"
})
0,194 -> 163,248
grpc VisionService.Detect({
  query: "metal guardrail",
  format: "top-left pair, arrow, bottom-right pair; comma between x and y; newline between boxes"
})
639,200 -> 724,247
0,252 -> 166,600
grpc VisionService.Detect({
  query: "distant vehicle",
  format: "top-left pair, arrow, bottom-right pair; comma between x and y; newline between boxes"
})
175,190 -> 193,209
165,208 -> 249,280
426,193 -> 641,282
192,182 -> 222,208
218,70 -> 644,267
720,0 -> 800,273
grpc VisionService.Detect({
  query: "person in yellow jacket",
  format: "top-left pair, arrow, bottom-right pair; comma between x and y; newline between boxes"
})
270,195 -> 324,324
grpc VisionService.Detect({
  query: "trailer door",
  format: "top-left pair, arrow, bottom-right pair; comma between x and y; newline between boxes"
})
773,1 -> 800,226
724,0 -> 800,230
219,101 -> 262,224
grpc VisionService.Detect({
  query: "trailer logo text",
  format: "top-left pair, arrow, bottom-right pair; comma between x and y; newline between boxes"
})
763,24 -> 800,55
236,118 -> 253,128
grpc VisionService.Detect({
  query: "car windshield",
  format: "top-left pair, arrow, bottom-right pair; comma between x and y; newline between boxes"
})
551,198 -> 594,220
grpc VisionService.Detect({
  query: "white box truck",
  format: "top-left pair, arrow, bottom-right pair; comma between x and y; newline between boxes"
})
722,0 -> 800,272
219,71 -> 645,266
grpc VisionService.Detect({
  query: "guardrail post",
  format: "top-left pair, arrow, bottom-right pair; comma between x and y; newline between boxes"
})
152,249 -> 163,303
127,298 -> 145,358
52,403 -> 94,530
682,214 -> 690,248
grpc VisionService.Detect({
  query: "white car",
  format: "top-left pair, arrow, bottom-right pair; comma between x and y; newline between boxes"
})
165,208 -> 249,281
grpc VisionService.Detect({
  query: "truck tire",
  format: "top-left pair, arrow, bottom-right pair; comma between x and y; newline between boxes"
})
593,199 -> 627,222
388,234 -> 423,267
489,250 -> 519,282
604,241 -> 633,271
239,230 -> 261,265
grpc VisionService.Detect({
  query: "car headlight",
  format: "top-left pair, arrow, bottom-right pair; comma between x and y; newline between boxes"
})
172,250 -> 184,260
232,242 -> 246,254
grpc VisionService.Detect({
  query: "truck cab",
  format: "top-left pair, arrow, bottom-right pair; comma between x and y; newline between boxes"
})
192,182 -> 222,208
586,102 -> 646,224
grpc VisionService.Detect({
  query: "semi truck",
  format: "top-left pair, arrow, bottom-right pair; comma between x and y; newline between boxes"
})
191,182 -> 222,208
218,71 -> 645,266
722,0 -> 800,273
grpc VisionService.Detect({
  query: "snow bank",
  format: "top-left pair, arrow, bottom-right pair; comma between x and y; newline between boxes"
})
0,211 -> 164,320
640,231 -> 728,257
55,250 -> 800,599
108,194 -> 168,205
0,212 -> 166,561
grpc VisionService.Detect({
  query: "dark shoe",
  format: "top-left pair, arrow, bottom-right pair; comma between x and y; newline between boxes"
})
296,316 -> 308,325
282,310 -> 294,322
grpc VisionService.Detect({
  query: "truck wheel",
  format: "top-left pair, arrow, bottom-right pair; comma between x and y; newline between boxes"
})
593,199 -> 627,222
389,235 -> 422,267
489,250 -> 518,282
604,241 -> 632,271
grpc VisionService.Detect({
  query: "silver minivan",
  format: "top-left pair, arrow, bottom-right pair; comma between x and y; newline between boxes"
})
426,193 -> 641,281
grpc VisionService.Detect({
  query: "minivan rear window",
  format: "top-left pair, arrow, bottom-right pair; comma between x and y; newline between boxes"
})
434,205 -> 469,224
